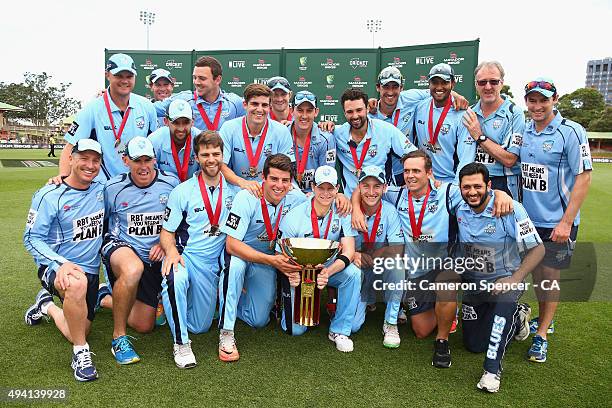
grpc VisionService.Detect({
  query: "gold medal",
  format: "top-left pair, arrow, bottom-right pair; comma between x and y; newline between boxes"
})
356,168 -> 361,178
210,225 -> 219,235
249,166 -> 258,177
114,138 -> 121,148
269,239 -> 276,251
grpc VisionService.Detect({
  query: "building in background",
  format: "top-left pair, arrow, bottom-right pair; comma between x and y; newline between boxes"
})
586,58 -> 612,105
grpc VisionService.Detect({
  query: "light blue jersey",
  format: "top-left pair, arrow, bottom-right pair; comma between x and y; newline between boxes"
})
65,91 -> 157,181
163,172 -> 240,259
154,90 -> 245,131
148,126 -> 201,180
288,122 -> 336,192
508,111 -> 593,227
472,97 -> 524,176
384,182 -> 462,277
24,181 -> 105,275
334,118 -> 417,197
220,187 -> 308,254
220,117 -> 295,180
457,197 -> 542,281
104,171 -> 179,263
369,89 -> 430,180
412,97 -> 476,183
353,200 -> 404,248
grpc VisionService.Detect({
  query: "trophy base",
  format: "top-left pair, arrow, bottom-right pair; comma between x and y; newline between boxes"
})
294,266 -> 321,326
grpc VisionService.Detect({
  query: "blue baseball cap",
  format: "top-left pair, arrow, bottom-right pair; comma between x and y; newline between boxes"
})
358,165 -> 386,184
524,77 -> 557,98
167,99 -> 193,122
428,63 -> 454,82
126,136 -> 155,160
106,53 -> 137,76
150,68 -> 173,84
71,139 -> 102,156
314,165 -> 338,186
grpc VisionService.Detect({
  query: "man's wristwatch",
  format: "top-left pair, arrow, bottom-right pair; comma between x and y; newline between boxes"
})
476,134 -> 487,144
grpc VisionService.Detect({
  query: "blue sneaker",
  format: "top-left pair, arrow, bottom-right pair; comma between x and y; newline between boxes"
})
95,284 -> 111,313
111,335 -> 140,365
24,288 -> 53,326
527,335 -> 548,363
529,317 -> 555,334
71,349 -> 99,382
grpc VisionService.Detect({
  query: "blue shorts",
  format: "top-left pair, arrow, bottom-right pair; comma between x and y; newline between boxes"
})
536,225 -> 578,269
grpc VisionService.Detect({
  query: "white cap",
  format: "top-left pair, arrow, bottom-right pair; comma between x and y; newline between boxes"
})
126,136 -> 155,160
314,165 -> 338,186
167,99 -> 193,122
71,139 -> 102,156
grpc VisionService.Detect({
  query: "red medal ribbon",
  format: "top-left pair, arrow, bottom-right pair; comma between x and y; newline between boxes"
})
103,91 -> 131,144
393,109 -> 400,127
242,117 -> 270,170
360,202 -> 383,243
193,91 -> 222,130
197,173 -> 223,229
260,195 -> 283,242
427,97 -> 452,147
170,133 -> 192,182
270,109 -> 292,123
407,184 -> 431,241
349,137 -> 371,175
292,126 -> 312,178
310,198 -> 333,240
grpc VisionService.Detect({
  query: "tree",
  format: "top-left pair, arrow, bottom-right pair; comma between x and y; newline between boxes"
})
501,84 -> 514,99
557,88 -> 605,129
0,72 -> 81,126
588,106 -> 612,132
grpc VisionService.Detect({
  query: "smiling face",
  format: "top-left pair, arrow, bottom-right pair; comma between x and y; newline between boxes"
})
195,144 -> 223,179
359,177 -> 384,209
69,151 -> 101,187
271,88 -> 291,113
313,182 -> 338,208
168,117 -> 192,145
525,92 -> 558,127
460,173 -> 491,209
244,95 -> 270,130
262,167 -> 292,204
151,77 -> 174,101
125,155 -> 156,187
293,103 -> 318,133
343,98 -> 368,131
429,77 -> 454,106
193,66 -> 221,100
376,82 -> 402,111
475,65 -> 503,106
403,157 -> 432,195
106,71 -> 135,98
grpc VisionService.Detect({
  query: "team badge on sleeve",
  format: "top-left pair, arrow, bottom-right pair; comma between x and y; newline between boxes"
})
326,149 -> 336,164
516,218 -> 537,240
164,207 -> 171,222
226,212 -> 241,230
68,122 -> 79,136
26,209 -> 38,228
510,133 -> 522,148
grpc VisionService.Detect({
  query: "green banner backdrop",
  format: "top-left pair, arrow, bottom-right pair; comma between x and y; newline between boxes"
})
107,39 -> 479,122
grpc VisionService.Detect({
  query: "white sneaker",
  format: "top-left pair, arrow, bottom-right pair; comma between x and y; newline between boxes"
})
328,332 -> 354,352
477,371 -> 501,393
382,322 -> 401,348
173,341 -> 196,369
514,303 -> 532,341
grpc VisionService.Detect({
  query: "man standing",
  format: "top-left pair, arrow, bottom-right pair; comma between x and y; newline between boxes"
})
289,90 -> 336,193
412,63 -> 476,183
218,154 -> 307,362
334,88 -> 417,197
154,56 -> 244,132
149,99 -> 201,182
456,162 -> 543,392
57,53 -> 157,182
48,135 -> 56,157
462,61 -> 524,198
149,68 -> 175,128
508,78 -> 592,363
100,137 -> 179,365
159,131 -> 240,368
219,84 -> 294,196
267,76 -> 293,124
24,139 -> 105,382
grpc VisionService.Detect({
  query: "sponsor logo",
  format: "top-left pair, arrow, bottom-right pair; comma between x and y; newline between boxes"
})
325,75 -> 334,89
444,52 -> 465,65
227,77 -> 246,88
72,210 -> 104,242
454,74 -> 464,83
165,60 -> 183,69
226,212 -> 241,230
321,58 -> 339,69
390,57 -> 406,68
164,207 -> 171,221
253,77 -> 268,85
294,76 -> 312,88
406,296 -> 417,310
542,140 -> 554,152
298,56 -> 308,71
26,209 -> 37,228
225,197 -> 234,209
159,193 -> 169,205
486,315 -> 507,360
415,56 -> 435,65
135,116 -> 145,129
428,202 -> 438,213
127,212 -> 164,237
413,75 -> 429,87
331,219 -> 340,233
321,114 -> 338,122
140,59 -> 157,70
253,59 -> 271,70
228,60 -> 246,68
462,304 -> 477,320
440,124 -> 450,135
349,58 -> 369,69
68,122 -> 79,136
484,222 -> 496,234
321,95 -> 339,107
348,76 -> 367,88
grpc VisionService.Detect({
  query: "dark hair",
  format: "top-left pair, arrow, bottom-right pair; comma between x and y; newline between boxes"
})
263,154 -> 293,180
458,162 -> 490,184
193,130 -> 223,155
401,150 -> 432,171
243,83 -> 271,103
194,56 -> 222,78
340,88 -> 368,109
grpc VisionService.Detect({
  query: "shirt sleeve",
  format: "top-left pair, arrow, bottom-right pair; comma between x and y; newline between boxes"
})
340,213 -> 358,237
320,131 -> 337,167
23,190 -> 68,272
220,192 -> 253,240
511,203 -> 542,253
162,185 -> 186,233
277,126 -> 295,162
390,124 -> 417,158
504,109 -> 525,153
146,101 -> 158,134
385,206 -> 405,242
383,186 -> 402,205
565,124 -> 593,175
64,103 -> 95,145
454,123 -> 478,183
219,121 -> 233,165
447,184 -> 464,214
400,89 -> 430,110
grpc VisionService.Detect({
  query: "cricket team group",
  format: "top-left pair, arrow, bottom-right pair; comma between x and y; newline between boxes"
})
22,52 -> 592,393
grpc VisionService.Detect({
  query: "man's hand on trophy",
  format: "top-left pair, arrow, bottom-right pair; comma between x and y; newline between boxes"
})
316,268 -> 329,289
271,254 -> 303,274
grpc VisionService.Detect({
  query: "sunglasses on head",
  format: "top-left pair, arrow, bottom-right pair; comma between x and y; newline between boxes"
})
524,81 -> 556,94
378,71 -> 403,83
476,79 -> 501,86
294,91 -> 316,105
267,77 -> 291,89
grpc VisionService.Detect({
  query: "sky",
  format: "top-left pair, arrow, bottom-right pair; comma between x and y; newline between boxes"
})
1,0 -> 610,110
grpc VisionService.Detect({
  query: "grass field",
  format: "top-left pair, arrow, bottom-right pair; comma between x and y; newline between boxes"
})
0,149 -> 610,407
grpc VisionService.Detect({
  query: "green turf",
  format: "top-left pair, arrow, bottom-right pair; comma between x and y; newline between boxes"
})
0,150 -> 610,407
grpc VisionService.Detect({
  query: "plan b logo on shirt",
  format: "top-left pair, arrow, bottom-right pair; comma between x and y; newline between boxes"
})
510,133 -> 522,148
127,212 -> 164,237
68,122 -> 79,136
26,209 -> 38,228
72,210 -> 104,242
517,218 -> 537,240
521,162 -> 548,192
226,212 -> 241,230
326,149 -> 336,164
580,143 -> 592,162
